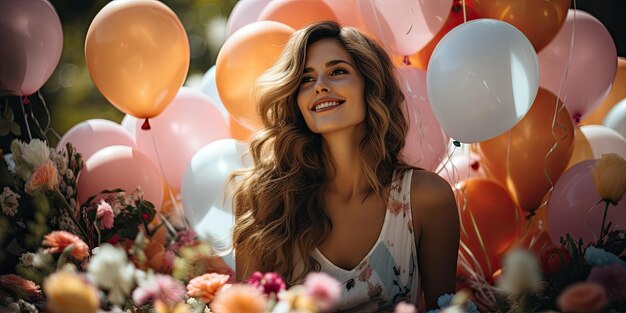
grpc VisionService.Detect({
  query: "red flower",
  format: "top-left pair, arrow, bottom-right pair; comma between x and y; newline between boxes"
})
540,244 -> 571,276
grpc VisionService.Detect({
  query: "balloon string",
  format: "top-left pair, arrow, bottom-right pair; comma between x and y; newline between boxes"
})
26,94 -> 48,142
148,129 -> 190,229
468,202 -> 493,274
505,130 -> 522,229
37,90 -> 62,142
19,95 -> 33,140
462,0 -> 467,23
586,199 -> 605,242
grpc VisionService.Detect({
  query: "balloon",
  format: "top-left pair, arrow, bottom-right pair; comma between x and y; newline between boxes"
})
357,0 -> 453,56
85,0 -> 190,119
216,21 -> 294,130
579,125 -> 626,159
472,0 -> 569,52
120,114 -> 137,139
476,88 -> 575,212
438,152 -> 484,187
548,160 -> 626,246
604,98 -> 626,139
509,216 -> 552,256
427,19 -> 539,143
396,67 -> 448,171
406,1 -> 478,70
456,178 -> 523,277
77,145 -> 164,207
258,0 -> 338,30
229,116 -> 255,142
322,0 -> 370,32
226,0 -> 272,37
582,58 -> 626,125
566,126 -> 594,170
0,0 -> 62,96
198,66 -> 229,119
538,10 -> 617,124
57,119 -> 136,160
181,139 -> 250,254
133,87 -> 230,192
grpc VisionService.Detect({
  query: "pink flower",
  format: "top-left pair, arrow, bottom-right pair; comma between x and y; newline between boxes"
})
42,231 -> 89,261
394,302 -> 417,313
187,273 -> 230,304
358,265 -> 373,282
177,229 -> 197,246
210,284 -> 267,313
304,272 -> 341,312
557,282 -> 608,313
133,274 -> 186,306
0,274 -> 41,300
247,272 -> 286,297
96,199 -> 114,229
587,264 -> 626,301
25,159 -> 59,193
389,199 -> 408,216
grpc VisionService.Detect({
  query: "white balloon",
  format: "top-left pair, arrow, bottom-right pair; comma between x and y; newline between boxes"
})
603,98 -> 626,139
198,66 -> 229,119
181,139 -> 251,255
120,114 -> 137,139
579,125 -> 626,159
427,19 -> 539,143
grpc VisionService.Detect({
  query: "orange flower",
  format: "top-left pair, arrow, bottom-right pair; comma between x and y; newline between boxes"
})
144,239 -> 166,271
25,159 -> 59,193
210,284 -> 267,313
44,271 -> 99,313
42,231 -> 89,261
0,274 -> 41,300
186,273 -> 230,303
591,153 -> 626,205
154,300 -> 189,313
557,282 -> 607,313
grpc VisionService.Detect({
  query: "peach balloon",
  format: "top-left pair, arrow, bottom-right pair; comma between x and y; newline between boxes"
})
216,21 -> 293,130
85,0 -> 189,119
322,0 -> 370,34
476,88 -> 575,212
472,0 -> 569,52
582,58 -> 626,125
229,116 -> 254,142
258,0 -> 338,30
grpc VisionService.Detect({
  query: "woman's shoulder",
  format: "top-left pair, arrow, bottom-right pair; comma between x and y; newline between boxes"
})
408,169 -> 457,221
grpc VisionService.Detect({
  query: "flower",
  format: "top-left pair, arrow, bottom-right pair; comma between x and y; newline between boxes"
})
154,300 -> 190,313
186,273 -> 231,303
273,286 -> 317,313
0,187 -> 20,216
540,244 -> 572,275
303,272 -> 341,312
496,249 -> 541,296
43,270 -> 99,313
587,264 -> 626,301
584,246 -> 626,267
210,284 -> 267,313
87,243 -> 136,305
133,273 -> 186,306
557,282 -> 607,313
96,199 -> 115,229
42,230 -> 89,261
11,139 -> 50,180
247,272 -> 287,297
591,153 -> 626,205
0,274 -> 41,300
25,159 -> 59,193
394,302 -> 417,313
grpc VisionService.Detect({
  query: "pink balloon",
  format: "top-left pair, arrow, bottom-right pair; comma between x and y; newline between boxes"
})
77,145 -> 163,207
322,0 -> 368,31
56,119 -> 136,160
134,87 -> 230,191
580,125 -> 626,159
538,10 -> 617,124
258,0 -> 338,30
547,159 -> 626,246
397,67 -> 448,171
226,0 -> 272,37
357,0 -> 452,56
0,0 -> 63,96
438,152 -> 484,186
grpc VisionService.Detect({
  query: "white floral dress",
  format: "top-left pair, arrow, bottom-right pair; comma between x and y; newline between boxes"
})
312,169 -> 421,312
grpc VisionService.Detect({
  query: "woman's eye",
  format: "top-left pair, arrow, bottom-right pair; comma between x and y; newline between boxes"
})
300,76 -> 314,84
331,68 -> 348,76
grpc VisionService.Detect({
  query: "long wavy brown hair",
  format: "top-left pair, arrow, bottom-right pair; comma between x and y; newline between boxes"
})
231,21 -> 411,285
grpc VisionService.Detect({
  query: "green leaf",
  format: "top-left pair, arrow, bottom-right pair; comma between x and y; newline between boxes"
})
3,106 -> 14,122
0,121 -> 9,136
10,122 -> 20,136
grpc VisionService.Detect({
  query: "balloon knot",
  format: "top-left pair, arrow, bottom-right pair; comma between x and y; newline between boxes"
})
470,161 -> 480,171
141,118 -> 151,130
402,56 -> 411,66
452,1 -> 462,12
526,210 -> 536,220
453,140 -> 461,147
21,96 -> 30,105
573,114 -> 581,124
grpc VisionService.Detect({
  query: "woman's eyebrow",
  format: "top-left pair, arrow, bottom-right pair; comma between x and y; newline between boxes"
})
303,59 -> 353,73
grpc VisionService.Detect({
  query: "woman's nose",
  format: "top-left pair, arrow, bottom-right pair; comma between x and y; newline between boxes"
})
314,78 -> 330,94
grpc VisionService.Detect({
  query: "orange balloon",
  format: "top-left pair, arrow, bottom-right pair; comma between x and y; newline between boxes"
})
85,0 -> 189,119
476,88 -> 575,212
582,57 -> 626,125
229,116 -> 255,142
456,178 -> 523,277
566,126 -> 594,170
258,0 -> 338,31
472,0 -> 569,52
216,21 -> 294,130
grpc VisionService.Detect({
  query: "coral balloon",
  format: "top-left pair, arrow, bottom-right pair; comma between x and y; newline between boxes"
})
566,127 -> 594,170
456,178 -> 523,277
322,0 -> 369,32
226,0 -> 272,37
579,125 -> 626,159
56,119 -> 136,160
0,0 -> 63,96
477,88 -> 575,212
427,19 -> 539,143
396,67 -> 448,171
259,0 -> 338,30
77,145 -> 163,207
133,87 -> 230,192
357,0 -> 453,56
216,21 -> 294,130
472,0 -> 569,52
538,10 -> 617,124
85,0 -> 190,119
582,58 -> 626,125
548,160 -> 626,246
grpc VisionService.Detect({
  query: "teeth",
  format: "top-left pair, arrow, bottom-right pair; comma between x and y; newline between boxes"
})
314,101 -> 340,111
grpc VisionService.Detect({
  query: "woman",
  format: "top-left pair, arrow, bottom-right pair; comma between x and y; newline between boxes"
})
231,21 -> 459,312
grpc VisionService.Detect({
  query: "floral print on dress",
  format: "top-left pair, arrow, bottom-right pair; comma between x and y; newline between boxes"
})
358,264 -> 373,282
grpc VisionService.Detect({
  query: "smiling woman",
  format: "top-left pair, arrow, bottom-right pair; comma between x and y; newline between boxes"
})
230,21 -> 459,312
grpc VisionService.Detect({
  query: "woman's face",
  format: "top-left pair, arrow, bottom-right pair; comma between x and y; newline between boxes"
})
297,38 -> 366,134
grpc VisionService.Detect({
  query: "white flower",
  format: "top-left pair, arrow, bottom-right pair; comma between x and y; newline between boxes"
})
0,187 -> 20,216
497,249 -> 541,297
21,139 -> 50,169
88,244 -> 136,305
20,252 -> 35,267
